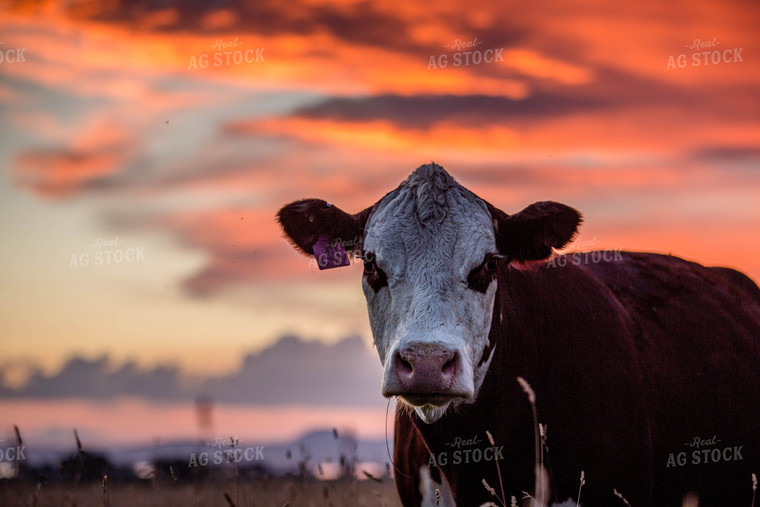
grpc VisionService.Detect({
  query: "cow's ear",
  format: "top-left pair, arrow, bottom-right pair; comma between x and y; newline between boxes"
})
277,198 -> 373,256
487,201 -> 582,261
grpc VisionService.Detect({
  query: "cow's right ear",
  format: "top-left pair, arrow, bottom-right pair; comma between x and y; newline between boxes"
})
487,200 -> 582,262
277,198 -> 373,256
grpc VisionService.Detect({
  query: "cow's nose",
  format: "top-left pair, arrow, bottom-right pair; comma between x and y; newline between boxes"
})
391,344 -> 460,395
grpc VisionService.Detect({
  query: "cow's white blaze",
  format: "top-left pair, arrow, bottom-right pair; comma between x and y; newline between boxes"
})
362,164 -> 499,423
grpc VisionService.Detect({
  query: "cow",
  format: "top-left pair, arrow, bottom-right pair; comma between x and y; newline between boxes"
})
277,163 -> 760,506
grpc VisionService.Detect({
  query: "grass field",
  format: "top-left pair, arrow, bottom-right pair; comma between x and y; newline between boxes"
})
0,479 -> 403,507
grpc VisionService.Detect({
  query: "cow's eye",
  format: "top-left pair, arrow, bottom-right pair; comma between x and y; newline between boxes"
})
362,253 -> 388,292
467,253 -> 502,293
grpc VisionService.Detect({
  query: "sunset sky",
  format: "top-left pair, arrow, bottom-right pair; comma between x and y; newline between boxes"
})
1,0 -> 758,448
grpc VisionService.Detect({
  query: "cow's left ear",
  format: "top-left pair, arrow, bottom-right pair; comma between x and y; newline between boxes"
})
487,201 -> 582,261
277,198 -> 373,256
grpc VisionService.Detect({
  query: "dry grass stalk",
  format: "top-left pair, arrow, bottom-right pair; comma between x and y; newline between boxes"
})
102,474 -> 110,507
73,428 -> 86,485
485,430 -> 507,506
482,478 -> 497,497
32,482 -> 41,507
13,424 -> 25,479
228,435 -> 241,505
74,428 -> 84,455
363,471 -> 382,483
516,377 -> 544,505
613,488 -> 632,507
577,470 -> 585,506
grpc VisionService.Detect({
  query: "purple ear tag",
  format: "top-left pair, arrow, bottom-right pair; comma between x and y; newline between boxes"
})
312,234 -> 351,270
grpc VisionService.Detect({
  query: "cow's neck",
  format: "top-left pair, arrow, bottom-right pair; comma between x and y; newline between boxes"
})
405,264 -> 537,497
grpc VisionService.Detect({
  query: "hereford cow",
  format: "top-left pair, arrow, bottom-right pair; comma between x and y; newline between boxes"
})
277,163 -> 760,506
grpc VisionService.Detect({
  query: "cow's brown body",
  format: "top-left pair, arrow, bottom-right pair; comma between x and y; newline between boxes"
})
393,252 -> 760,506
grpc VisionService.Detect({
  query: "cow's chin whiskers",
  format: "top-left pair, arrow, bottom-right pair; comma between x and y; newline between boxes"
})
395,396 -> 469,424
414,403 -> 451,424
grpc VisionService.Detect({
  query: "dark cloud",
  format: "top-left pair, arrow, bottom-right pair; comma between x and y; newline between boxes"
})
54,0 -> 423,52
291,93 -> 613,129
0,356 -> 183,400
282,65 -> 757,130
201,335 -> 383,405
691,145 -> 760,163
23,0 -> 533,57
284,68 -> 679,129
0,335 -> 385,407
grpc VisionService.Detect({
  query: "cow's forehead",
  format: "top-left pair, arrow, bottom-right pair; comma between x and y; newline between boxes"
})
363,165 -> 496,274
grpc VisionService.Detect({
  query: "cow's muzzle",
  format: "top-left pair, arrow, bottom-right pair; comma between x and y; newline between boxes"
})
382,342 -> 473,407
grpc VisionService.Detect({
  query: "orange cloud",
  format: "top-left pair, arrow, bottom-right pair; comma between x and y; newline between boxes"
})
13,120 -> 134,199
227,117 -> 523,155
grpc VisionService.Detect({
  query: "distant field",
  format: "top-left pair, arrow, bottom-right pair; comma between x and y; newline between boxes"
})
0,479 -> 403,507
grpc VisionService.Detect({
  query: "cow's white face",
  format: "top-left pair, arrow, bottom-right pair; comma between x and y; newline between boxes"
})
277,163 -> 581,425
361,166 -> 500,423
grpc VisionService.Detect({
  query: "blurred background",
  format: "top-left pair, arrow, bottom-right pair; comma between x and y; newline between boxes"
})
0,0 -> 758,485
